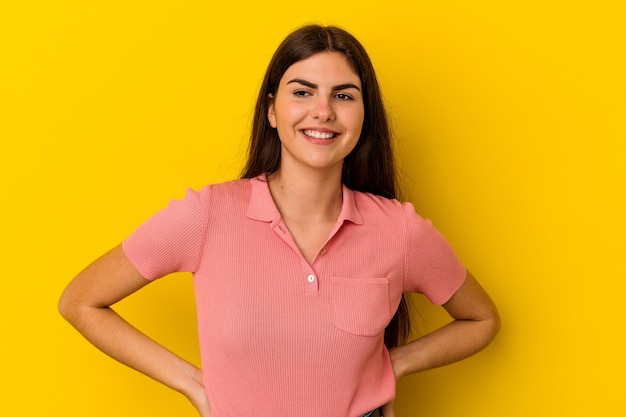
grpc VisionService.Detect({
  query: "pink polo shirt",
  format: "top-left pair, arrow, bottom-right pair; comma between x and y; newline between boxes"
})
123,175 -> 466,417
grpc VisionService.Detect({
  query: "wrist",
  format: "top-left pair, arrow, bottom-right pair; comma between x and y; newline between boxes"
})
167,358 -> 202,396
389,344 -> 412,380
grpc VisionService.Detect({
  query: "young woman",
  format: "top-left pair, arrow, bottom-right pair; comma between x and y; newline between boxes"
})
59,25 -> 500,417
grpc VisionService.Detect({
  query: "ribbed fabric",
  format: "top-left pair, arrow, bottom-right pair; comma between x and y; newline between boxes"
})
122,175 -> 466,417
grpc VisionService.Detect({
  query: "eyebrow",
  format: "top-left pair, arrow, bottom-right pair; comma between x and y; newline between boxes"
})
286,78 -> 361,92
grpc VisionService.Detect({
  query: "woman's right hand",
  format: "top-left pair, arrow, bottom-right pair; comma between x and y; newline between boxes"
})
184,366 -> 212,417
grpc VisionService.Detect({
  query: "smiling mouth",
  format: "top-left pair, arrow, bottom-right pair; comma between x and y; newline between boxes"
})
302,129 -> 337,139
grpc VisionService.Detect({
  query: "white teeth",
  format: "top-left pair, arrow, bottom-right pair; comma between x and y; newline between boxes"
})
303,130 -> 336,139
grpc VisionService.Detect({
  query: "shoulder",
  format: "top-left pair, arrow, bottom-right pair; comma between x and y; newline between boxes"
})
201,178 -> 254,208
352,190 -> 418,221
182,178 -> 252,204
139,179 -> 253,227
351,190 -> 443,242
208,177 -> 252,192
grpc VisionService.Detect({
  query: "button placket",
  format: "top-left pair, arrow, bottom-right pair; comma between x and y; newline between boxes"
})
299,257 -> 319,293
304,268 -> 319,292
272,220 -> 325,294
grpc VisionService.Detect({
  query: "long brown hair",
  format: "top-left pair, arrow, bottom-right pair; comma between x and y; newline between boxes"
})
241,24 -> 410,348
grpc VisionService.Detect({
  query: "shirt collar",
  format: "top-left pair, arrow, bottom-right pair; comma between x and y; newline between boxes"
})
247,174 -> 364,225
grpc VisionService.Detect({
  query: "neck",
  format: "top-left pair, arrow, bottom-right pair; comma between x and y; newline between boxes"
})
268,167 -> 343,224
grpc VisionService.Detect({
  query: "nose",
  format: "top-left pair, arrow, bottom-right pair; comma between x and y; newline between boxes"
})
310,96 -> 336,122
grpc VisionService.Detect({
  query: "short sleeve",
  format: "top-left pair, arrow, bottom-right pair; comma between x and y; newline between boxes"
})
122,187 -> 210,280
402,202 -> 467,305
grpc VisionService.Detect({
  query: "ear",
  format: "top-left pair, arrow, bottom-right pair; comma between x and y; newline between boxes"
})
267,94 -> 277,128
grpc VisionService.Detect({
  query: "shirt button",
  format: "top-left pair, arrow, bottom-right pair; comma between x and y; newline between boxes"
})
307,274 -> 315,283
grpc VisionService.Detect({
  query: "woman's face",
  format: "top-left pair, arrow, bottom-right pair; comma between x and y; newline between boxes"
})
268,52 -> 365,175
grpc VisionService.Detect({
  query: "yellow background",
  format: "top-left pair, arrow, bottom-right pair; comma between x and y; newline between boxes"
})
2,1 -> 624,416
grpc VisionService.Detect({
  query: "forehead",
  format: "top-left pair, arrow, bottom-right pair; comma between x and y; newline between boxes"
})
280,52 -> 361,86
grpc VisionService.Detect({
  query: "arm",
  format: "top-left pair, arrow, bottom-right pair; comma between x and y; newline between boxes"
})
381,271 -> 500,416
58,245 -> 211,416
390,271 -> 500,377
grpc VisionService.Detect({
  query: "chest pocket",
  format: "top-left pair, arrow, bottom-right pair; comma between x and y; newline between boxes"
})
330,276 -> 391,337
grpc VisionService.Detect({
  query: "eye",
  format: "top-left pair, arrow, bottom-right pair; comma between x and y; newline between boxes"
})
335,93 -> 354,101
293,90 -> 311,98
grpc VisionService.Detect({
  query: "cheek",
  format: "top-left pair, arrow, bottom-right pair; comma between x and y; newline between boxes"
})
273,100 -> 302,124
350,110 -> 365,135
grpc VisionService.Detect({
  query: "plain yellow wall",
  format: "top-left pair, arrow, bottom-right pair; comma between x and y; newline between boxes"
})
2,1 -> 624,416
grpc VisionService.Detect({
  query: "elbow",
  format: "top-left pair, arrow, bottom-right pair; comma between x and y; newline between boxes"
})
470,304 -> 501,349
467,311 -> 500,356
484,308 -> 502,345
58,285 -> 83,326
57,288 -> 74,322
